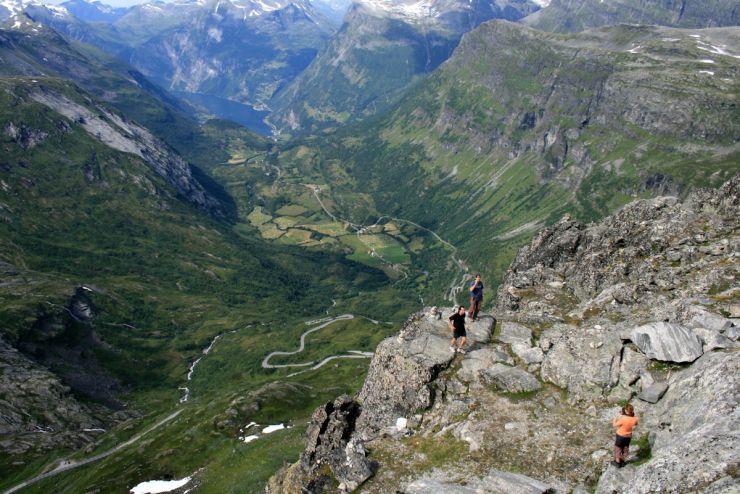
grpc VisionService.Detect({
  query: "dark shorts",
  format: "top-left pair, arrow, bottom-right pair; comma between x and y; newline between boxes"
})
453,328 -> 466,338
615,434 -> 632,448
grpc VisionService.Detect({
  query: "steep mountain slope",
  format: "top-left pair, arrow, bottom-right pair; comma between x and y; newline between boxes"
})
24,0 -> 337,132
523,0 -> 740,33
126,0 -> 334,115
0,16 -> 416,490
268,0 -> 543,134
0,0 -> 23,20
60,0 -> 129,22
311,0 -> 352,23
0,16 -> 243,212
268,176 -> 739,493
290,20 -> 739,298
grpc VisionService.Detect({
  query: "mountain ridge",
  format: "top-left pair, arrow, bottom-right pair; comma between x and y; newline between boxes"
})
267,174 -> 739,493
523,0 -> 740,32
267,0 -> 543,134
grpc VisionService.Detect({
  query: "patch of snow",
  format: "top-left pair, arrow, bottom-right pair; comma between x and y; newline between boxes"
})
46,4 -> 70,18
357,0 -> 441,20
207,26 -> 222,42
699,70 -> 715,76
627,45 -> 641,54
262,423 -> 285,434
531,0 -> 550,6
689,34 -> 701,38
697,43 -> 740,60
178,386 -> 190,403
255,0 -> 281,12
130,477 -> 192,494
241,435 -> 259,443
699,59 -> 715,64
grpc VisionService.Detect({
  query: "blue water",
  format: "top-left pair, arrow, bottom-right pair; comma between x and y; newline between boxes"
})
175,91 -> 273,136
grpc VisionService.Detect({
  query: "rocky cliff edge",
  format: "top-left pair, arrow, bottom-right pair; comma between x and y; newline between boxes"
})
267,176 -> 739,493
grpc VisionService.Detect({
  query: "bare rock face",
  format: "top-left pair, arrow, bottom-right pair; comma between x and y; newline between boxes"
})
630,322 -> 703,363
481,363 -> 542,393
405,468 -> 554,494
301,395 -> 372,491
0,337 -> 115,456
270,177 -> 739,494
268,395 -> 371,493
597,352 -> 739,494
540,325 -> 622,401
356,310 -> 494,437
497,176 -> 740,310
28,89 -> 223,215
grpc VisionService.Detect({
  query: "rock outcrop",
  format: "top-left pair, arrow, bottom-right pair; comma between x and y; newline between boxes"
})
268,177 -> 739,493
0,337 -> 119,456
597,351 -> 739,494
405,468 -> 554,493
630,322 -> 703,363
267,395 -> 372,493
355,312 -> 494,438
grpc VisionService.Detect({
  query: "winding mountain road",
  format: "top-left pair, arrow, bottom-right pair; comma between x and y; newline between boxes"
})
3,410 -> 183,494
261,314 -> 357,369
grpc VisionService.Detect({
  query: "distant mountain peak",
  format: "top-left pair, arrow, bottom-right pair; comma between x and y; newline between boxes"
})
353,0 -> 544,24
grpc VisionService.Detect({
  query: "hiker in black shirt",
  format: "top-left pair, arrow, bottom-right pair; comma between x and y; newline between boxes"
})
448,306 -> 468,354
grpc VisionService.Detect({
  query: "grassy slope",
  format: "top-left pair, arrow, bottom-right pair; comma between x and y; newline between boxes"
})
0,73 -> 416,492
274,22 -> 740,304
522,0 -> 740,33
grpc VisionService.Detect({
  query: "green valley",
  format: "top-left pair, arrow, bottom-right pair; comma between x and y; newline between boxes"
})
1,3 -> 739,494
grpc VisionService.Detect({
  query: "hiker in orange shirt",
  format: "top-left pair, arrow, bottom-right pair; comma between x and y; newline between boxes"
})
612,403 -> 639,468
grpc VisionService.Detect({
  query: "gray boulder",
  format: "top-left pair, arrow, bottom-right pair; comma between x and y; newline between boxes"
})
692,327 -> 737,352
479,468 -> 554,494
481,364 -> 541,393
497,321 -> 533,345
512,341 -> 545,364
405,468 -> 553,494
688,310 -> 734,333
540,325 -> 622,400
630,322 -> 703,363
457,347 -> 514,383
466,316 -> 495,345
637,382 -> 668,404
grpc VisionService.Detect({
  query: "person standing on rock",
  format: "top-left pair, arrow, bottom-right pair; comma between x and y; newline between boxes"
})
448,306 -> 468,354
468,274 -> 484,321
612,404 -> 639,468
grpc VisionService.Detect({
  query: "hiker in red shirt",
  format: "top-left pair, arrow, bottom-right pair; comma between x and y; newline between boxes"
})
612,403 -> 639,468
